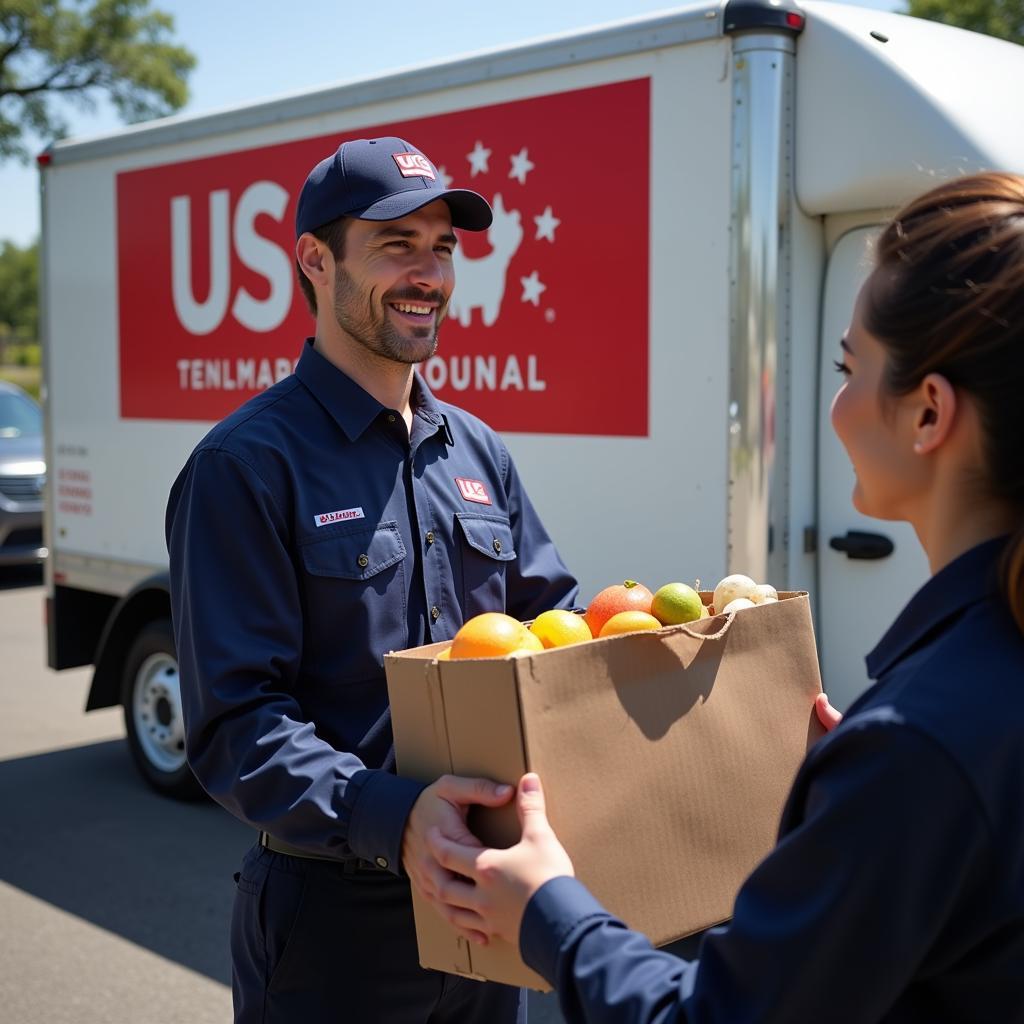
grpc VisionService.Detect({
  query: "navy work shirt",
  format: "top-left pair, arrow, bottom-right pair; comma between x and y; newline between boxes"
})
521,537 -> 1024,1022
166,339 -> 578,872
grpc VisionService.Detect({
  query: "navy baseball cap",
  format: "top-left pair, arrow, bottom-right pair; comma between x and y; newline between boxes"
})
295,136 -> 492,237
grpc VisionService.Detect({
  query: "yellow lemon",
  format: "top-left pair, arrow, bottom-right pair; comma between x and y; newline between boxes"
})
599,610 -> 663,637
529,609 -> 593,648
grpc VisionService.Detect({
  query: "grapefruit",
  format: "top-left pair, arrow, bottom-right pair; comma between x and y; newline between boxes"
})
530,609 -> 593,648
599,610 -> 663,637
584,581 -> 654,638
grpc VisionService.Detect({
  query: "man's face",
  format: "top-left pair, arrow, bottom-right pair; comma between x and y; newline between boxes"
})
331,199 -> 457,365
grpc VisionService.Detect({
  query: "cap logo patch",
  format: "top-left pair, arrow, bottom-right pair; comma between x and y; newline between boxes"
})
393,152 -> 437,180
456,477 -> 491,505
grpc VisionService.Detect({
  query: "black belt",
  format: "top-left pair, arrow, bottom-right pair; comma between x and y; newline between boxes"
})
258,831 -> 385,873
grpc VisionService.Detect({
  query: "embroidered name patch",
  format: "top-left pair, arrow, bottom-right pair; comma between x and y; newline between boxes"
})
456,478 -> 491,505
314,507 -> 365,527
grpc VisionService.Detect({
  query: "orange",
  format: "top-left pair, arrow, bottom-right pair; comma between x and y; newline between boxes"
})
583,580 -> 654,637
449,612 -> 540,659
529,609 -> 593,648
598,610 -> 663,637
436,647 -> 451,661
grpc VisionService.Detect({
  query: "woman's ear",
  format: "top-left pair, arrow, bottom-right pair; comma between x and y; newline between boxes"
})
295,233 -> 330,290
911,373 -> 957,455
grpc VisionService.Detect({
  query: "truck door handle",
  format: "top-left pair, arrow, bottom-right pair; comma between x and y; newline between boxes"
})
829,530 -> 894,560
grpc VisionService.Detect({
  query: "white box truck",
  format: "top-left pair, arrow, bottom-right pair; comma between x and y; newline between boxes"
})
39,0 -> 1024,796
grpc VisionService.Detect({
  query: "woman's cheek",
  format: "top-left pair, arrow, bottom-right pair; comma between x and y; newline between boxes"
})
830,384 -> 851,450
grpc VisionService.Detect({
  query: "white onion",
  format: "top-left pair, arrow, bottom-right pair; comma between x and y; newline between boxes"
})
713,574 -> 757,612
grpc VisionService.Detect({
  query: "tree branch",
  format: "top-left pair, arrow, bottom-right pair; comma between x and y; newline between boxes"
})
0,28 -> 27,72
3,68 -> 104,100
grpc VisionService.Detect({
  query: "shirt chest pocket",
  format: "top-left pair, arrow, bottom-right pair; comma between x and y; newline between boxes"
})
455,513 -> 516,619
299,523 -> 408,677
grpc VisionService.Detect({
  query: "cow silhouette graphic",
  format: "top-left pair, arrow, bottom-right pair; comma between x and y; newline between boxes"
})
449,193 -> 523,327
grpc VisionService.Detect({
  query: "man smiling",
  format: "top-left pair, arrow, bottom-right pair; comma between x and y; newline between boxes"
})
166,137 -> 579,1023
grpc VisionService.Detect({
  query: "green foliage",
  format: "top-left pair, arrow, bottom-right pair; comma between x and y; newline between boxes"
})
0,238 -> 38,341
0,363 -> 40,400
908,0 -> 1024,45
0,0 -> 196,161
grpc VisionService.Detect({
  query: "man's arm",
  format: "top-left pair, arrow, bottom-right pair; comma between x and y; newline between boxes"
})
167,446 -> 424,868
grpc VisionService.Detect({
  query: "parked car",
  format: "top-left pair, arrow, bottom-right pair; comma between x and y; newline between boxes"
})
0,380 -> 46,566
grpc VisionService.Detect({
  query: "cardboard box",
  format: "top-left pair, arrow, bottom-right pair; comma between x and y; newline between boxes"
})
385,592 -> 825,989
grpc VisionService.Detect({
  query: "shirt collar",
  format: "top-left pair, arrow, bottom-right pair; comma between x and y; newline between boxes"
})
865,535 -> 1009,680
294,338 -> 447,442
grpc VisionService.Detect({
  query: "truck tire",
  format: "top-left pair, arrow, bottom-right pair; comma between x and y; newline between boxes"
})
121,619 -> 204,801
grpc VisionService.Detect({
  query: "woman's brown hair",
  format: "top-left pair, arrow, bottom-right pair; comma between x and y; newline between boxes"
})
862,172 -> 1024,633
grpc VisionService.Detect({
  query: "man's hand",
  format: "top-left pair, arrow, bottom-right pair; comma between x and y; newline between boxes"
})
401,774 -> 514,901
423,773 -> 574,947
815,692 -> 843,732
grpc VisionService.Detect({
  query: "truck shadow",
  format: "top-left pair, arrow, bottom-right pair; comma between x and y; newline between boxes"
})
0,737 -> 250,984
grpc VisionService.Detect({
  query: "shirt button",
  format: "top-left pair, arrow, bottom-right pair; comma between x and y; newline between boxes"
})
492,539 -> 502,554
425,531 -> 435,545
431,606 -> 441,621
387,414 -> 396,423
357,554 -> 369,568
375,856 -> 389,869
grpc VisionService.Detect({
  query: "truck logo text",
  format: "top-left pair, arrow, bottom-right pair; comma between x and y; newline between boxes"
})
171,181 -> 293,336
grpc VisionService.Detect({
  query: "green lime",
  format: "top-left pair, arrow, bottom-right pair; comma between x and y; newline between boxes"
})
651,582 -> 704,625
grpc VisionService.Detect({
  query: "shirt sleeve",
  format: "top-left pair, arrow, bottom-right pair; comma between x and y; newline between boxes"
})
500,446 -> 580,618
520,721 -> 991,1024
166,446 -> 424,869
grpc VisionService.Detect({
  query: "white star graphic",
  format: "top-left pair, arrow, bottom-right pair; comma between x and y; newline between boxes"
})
436,165 -> 453,189
508,148 -> 535,185
520,271 -> 547,306
533,205 -> 560,243
466,141 -> 491,177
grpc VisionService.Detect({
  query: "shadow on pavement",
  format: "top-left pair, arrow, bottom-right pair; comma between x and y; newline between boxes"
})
0,734 -> 707,1019
0,737 -> 251,984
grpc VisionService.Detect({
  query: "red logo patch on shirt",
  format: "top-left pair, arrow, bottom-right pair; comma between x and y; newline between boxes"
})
393,152 -> 437,180
456,477 -> 491,505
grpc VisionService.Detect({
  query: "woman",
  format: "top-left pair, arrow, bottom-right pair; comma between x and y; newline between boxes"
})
423,172 -> 1024,1022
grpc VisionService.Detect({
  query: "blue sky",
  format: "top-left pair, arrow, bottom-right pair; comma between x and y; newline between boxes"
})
0,0 -> 899,247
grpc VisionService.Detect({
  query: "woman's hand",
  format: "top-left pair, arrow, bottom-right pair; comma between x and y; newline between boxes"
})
424,773 -> 574,947
815,692 -> 843,731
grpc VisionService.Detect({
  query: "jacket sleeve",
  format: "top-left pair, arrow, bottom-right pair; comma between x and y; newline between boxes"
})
166,446 -> 424,869
521,721 -> 991,1023
500,445 -> 580,618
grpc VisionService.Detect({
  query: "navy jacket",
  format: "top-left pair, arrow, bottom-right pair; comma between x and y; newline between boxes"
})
521,537 -> 1024,1022
166,339 -> 578,872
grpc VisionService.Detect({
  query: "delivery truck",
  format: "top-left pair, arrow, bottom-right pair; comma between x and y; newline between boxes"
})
38,0 -> 1024,797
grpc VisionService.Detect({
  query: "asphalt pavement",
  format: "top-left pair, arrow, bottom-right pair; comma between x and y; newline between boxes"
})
1,570 -> 599,1023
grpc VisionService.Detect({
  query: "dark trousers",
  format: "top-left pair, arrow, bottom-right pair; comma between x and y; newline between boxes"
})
231,843 -> 526,1023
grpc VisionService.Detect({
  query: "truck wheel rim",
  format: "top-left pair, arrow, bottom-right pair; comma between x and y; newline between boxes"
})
132,652 -> 187,774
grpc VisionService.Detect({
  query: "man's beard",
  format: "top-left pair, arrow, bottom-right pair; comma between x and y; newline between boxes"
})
332,265 -> 446,365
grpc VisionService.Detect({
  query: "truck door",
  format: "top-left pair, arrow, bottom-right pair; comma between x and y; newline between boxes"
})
815,227 -> 930,710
